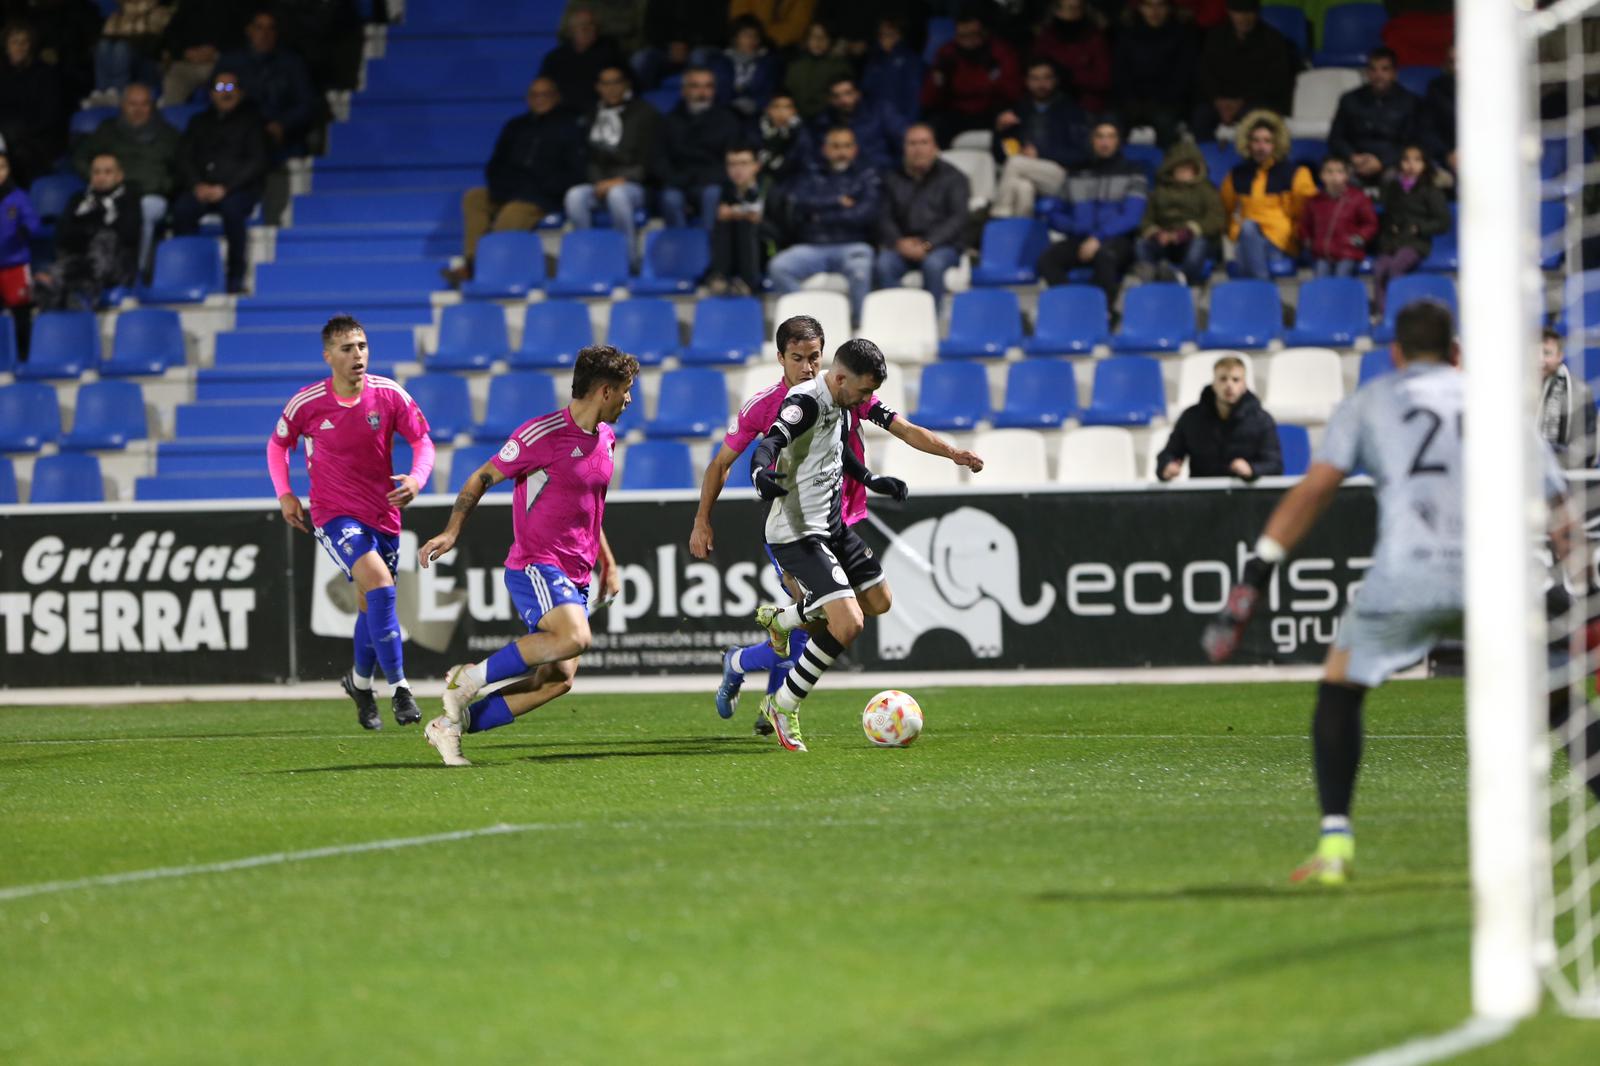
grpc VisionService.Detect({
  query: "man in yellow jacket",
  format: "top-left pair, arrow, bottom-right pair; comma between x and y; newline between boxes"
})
1220,109 -> 1317,279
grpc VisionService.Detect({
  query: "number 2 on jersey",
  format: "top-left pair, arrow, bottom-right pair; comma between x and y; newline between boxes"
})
1403,407 -> 1459,476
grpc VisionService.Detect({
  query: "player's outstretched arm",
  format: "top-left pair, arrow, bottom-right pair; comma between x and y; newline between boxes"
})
419,461 -> 506,568
887,415 -> 984,473
690,444 -> 740,559
265,436 -> 310,532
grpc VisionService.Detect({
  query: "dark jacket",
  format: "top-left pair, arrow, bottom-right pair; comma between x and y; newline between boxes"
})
485,105 -> 585,208
176,102 -> 271,195
1377,175 -> 1449,256
539,37 -> 627,114
163,0 -> 252,54
1157,386 -> 1282,479
581,97 -> 661,184
641,0 -> 729,49
758,113 -> 813,183
996,92 -> 1089,170
0,55 -> 65,177
861,40 -> 924,124
1139,142 -> 1223,240
55,182 -> 142,275
878,158 -> 970,250
784,162 -> 881,246
784,52 -> 854,120
1032,14 -> 1112,112
1300,185 -> 1379,263
711,48 -> 780,119
809,98 -> 907,173
658,101 -> 743,190
1112,14 -> 1197,114
218,46 -> 318,143
921,38 -> 1022,124
1046,154 -> 1149,241
74,115 -> 182,198
1194,20 -> 1296,116
1328,85 -> 1420,171
1419,70 -> 1455,169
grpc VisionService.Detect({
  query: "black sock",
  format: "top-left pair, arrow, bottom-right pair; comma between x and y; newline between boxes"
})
1549,688 -> 1600,804
1312,682 -> 1366,819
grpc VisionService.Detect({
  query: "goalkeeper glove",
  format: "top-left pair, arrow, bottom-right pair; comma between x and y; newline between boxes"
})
1200,557 -> 1275,664
864,474 -> 908,502
753,468 -> 788,501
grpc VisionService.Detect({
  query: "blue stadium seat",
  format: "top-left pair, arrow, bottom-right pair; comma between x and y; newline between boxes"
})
680,296 -> 764,365
614,376 -> 645,437
1418,203 -> 1460,273
605,298 -> 679,366
253,259 -> 443,299
1123,144 -> 1164,181
1358,348 -> 1394,385
1198,280 -> 1282,349
621,440 -> 696,490
1542,199 -> 1567,270
390,438 -> 434,492
1199,142 -> 1241,188
138,236 -> 224,303
630,228 -> 709,295
431,302 -> 510,370
1260,4 -> 1309,55
475,371 -> 559,441
450,443 -> 513,493
29,173 -> 84,223
971,219 -> 1049,286
102,308 -> 186,376
461,231 -> 546,299
1079,356 -> 1166,426
0,311 -> 16,373
1112,283 -> 1195,353
155,440 -> 261,476
1225,252 -> 1298,280
70,105 -> 117,140
912,362 -> 990,431
1314,3 -> 1388,67
135,474 -> 276,501
403,373 -> 474,441
0,456 -> 15,503
61,380 -> 147,451
721,436 -> 763,490
545,229 -> 630,297
939,289 -> 1023,359
160,102 -> 204,131
0,382 -> 61,451
1277,424 -> 1312,477
1396,65 -> 1439,98
510,299 -> 593,369
644,368 -> 728,438
923,15 -> 954,62
174,401 -> 283,439
1373,275 -> 1457,342
16,310 -> 98,380
991,359 -> 1079,429
1024,286 -> 1108,355
1286,277 -> 1369,347
1289,137 -> 1328,170
29,453 -> 104,503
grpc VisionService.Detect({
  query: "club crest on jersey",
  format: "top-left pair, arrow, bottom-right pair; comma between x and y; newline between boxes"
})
781,405 -> 803,425
276,417 -> 288,437
367,412 -> 381,430
499,439 -> 520,462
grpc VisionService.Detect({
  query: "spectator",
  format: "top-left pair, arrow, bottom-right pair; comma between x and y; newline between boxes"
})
711,14 -> 779,119
1372,144 -> 1449,314
446,77 -> 583,289
657,65 -> 742,230
1112,0 -> 1197,149
540,6 -> 626,114
1300,155 -> 1378,279
159,0 -> 252,106
729,0 -> 816,49
1156,354 -> 1282,480
707,145 -> 771,295
861,16 -> 923,125
812,0 -> 873,57
1327,48 -> 1419,189
1540,328 -> 1597,470
33,153 -> 141,311
170,69 -> 269,294
220,10 -> 318,154
73,83 -> 179,273
921,11 -> 1021,146
1419,46 -> 1455,184
810,76 -> 906,172
1132,141 -> 1222,285
875,123 -> 970,307
1191,0 -> 1295,139
0,149 -> 39,356
1035,119 -> 1147,303
783,20 -> 851,120
756,92 -> 813,183
22,0 -> 101,106
88,0 -> 173,106
564,65 -> 661,265
1219,110 -> 1315,280
1030,0 -> 1111,114
767,126 -> 880,318
631,0 -> 727,90
990,58 -> 1089,218
0,23 -> 65,187
274,0 -> 365,93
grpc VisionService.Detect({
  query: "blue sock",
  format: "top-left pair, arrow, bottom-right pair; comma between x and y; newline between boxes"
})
766,632 -> 807,695
735,640 -> 782,674
467,693 -> 515,733
365,586 -> 406,686
352,611 -> 377,682
485,642 -> 528,684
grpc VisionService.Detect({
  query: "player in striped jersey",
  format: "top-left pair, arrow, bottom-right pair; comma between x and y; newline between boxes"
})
268,314 -> 435,730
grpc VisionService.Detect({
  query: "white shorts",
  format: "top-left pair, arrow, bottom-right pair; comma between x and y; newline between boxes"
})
1334,605 -> 1462,688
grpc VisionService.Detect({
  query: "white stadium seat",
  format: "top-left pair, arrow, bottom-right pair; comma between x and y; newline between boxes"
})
943,148 -> 997,209
951,129 -> 993,152
859,288 -> 940,365
879,440 -> 965,486
972,428 -> 1050,485
1264,347 -> 1345,424
1055,427 -> 1138,485
775,289 -> 851,345
1288,68 -> 1363,139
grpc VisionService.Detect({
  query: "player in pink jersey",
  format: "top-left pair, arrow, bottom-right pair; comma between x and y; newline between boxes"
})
268,314 -> 435,731
416,344 -> 638,767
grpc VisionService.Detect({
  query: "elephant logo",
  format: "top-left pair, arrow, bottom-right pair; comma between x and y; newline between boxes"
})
876,507 -> 1056,660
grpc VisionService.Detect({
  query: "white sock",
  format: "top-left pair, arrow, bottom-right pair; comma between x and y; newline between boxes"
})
728,648 -> 743,673
466,661 -> 488,686
1320,815 -> 1352,834
776,603 -> 805,630
350,670 -> 373,691
392,678 -> 409,691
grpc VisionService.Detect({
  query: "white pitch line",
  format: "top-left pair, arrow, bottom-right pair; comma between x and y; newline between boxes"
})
0,822 -> 565,904
0,732 -> 1464,748
1343,1016 -> 1518,1066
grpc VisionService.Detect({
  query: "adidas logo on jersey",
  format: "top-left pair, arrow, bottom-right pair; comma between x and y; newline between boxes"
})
319,419 -> 335,430
571,446 -> 584,458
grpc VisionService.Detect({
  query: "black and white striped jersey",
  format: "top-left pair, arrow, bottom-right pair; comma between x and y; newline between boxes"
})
761,377 -> 894,545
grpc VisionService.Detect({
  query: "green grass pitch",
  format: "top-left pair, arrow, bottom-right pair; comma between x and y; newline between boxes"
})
2,680 -> 1594,1064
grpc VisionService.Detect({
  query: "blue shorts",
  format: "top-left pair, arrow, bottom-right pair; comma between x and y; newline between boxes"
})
315,516 -> 399,582
506,564 -> 591,632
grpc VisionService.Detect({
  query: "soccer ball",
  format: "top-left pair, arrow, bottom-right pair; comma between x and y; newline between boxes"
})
862,690 -> 923,747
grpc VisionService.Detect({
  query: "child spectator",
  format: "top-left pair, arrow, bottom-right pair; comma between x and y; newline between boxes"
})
1219,109 -> 1316,280
1156,354 -> 1282,481
756,94 -> 813,183
783,21 -> 852,120
706,145 -> 770,295
711,15 -> 779,119
1540,328 -> 1597,469
1300,156 -> 1378,279
1133,141 -> 1223,285
0,149 -> 40,358
1372,144 -> 1449,314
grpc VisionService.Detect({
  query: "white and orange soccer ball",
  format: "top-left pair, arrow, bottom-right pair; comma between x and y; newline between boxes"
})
862,690 -> 923,747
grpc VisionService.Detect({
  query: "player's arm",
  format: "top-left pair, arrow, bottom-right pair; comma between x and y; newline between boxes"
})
885,412 -> 984,473
841,444 -> 908,501
388,404 -> 436,507
266,416 -> 308,533
418,459 -> 508,568
750,394 -> 820,499
690,443 -> 741,559
597,529 -> 621,602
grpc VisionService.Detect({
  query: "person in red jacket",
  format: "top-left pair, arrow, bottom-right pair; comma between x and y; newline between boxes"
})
1029,0 -> 1111,113
920,10 -> 1022,146
1300,156 -> 1379,279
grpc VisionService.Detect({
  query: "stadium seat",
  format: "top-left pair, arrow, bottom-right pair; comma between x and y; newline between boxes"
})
1259,4 -> 1309,55
1288,68 -> 1362,139
630,228 -> 710,295
403,373 -> 474,441
449,443 -> 513,493
175,401 -> 284,440
942,148 -> 996,207
135,474 -> 273,501
939,289 -> 1023,359
859,288 -> 939,363
614,376 -> 645,437
912,361 -> 991,431
604,298 -> 679,366
1314,3 -> 1388,67
160,102 -> 203,131
775,290 -> 848,351
1373,275 -> 1457,342
29,452 -> 104,503
429,302 -> 510,371
620,439 -> 696,490
680,296 -> 764,365
1419,203 -> 1460,273
1541,199 -> 1566,270
1024,286 -> 1108,355
950,129 -> 992,152
1286,277 -> 1370,347
878,441 -> 963,486
971,428 -> 1049,486
1358,348 -> 1395,385
1264,347 -> 1345,423
644,368 -> 728,438
101,308 -> 186,376
69,105 -> 116,140
390,438 -> 433,492
1198,281 -> 1282,349
475,371 -> 559,441
0,311 -> 18,374
1396,65 -> 1439,97
1561,270 -> 1600,336
1198,142 -> 1241,186
971,219 -> 1049,286
545,229 -> 630,297
1079,356 -> 1166,426
991,358 -> 1079,428
1112,283 -> 1195,353
1170,351 -> 1256,419
60,380 -> 147,451
460,231 -> 546,299
0,456 -> 15,503
1277,423 -> 1312,477
510,299 -> 593,369
722,436 -> 763,490
0,382 -> 62,451
16,310 -> 98,380
138,236 -> 224,303
28,173 -> 84,224
1055,427 -> 1138,484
